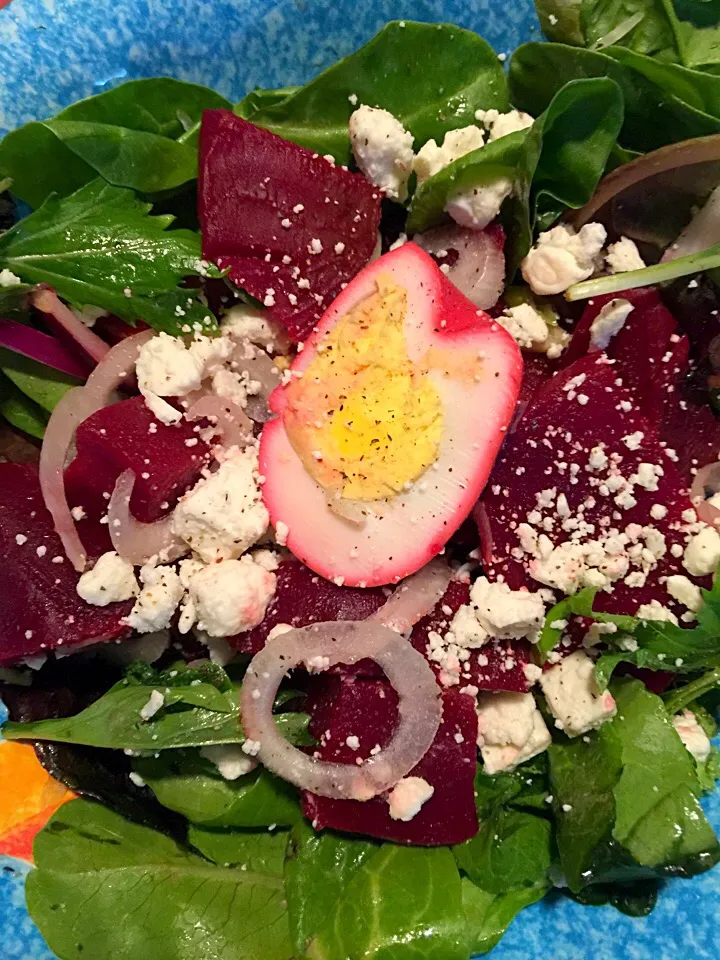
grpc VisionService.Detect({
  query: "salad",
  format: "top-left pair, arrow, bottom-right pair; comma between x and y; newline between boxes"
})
2,10 -> 720,959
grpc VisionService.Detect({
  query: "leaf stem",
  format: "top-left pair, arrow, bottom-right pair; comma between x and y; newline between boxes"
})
663,666 -> 720,716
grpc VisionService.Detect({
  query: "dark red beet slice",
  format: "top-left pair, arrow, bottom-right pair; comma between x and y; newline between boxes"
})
479,354 -> 693,619
410,581 -> 532,693
231,559 -> 388,676
302,680 -> 478,845
64,396 -> 211,558
199,110 -> 382,342
0,463 -> 130,665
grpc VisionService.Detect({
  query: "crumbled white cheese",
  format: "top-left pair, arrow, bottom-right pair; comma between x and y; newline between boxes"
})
143,391 -> 183,425
0,268 -> 22,287
589,299 -> 634,351
469,577 -> 546,640
188,554 -> 276,637
139,689 -> 165,721
200,744 -> 257,780
498,303 -> 549,349
683,526 -> 720,577
211,368 -> 260,409
476,691 -> 551,774
267,622 -> 294,641
666,574 -> 702,612
521,223 -> 607,296
123,564 -> 184,634
636,600 -> 679,625
673,710 -> 712,763
387,776 -> 435,821
136,332 -> 205,398
275,521 -> 289,546
475,108 -> 534,141
606,237 -> 646,274
171,447 -> 269,563
413,125 -> 486,182
448,604 -> 489,648
77,551 -> 139,606
540,650 -> 617,737
348,105 -> 415,201
220,304 -> 288,352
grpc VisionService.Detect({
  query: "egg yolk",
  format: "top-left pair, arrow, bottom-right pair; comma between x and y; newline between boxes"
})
283,276 -> 443,502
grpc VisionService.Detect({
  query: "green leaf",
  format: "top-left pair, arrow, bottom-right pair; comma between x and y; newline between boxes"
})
0,78 -> 231,207
0,387 -> 48,438
136,749 -> 301,827
306,845 -> 470,960
663,666 -> 720,715
538,587 -> 637,661
284,822 -> 377,957
26,799 -> 293,960
509,42 -> 720,154
187,822 -> 289,870
581,0 -> 679,59
0,345 -> 81,413
407,77 -> 623,269
534,0 -> 585,44
2,673 -> 310,751
249,21 -> 509,164
454,808 -> 551,894
0,179 -> 218,336
235,86 -> 301,119
549,679 -> 720,893
461,877 -> 548,955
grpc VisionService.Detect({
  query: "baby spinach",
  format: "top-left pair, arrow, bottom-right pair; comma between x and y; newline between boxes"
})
187,822 -> 290,870
663,666 -> 720,715
136,749 -> 301,828
235,86 -> 300,119
581,0 -> 678,59
0,387 -> 48,438
0,179 -> 218,336
27,799 -> 294,960
305,844 -> 470,960
407,78 -> 623,269
461,879 -> 549,955
549,679 -> 720,893
248,21 -> 509,164
509,42 -> 720,153
539,586 -> 637,661
0,78 -> 231,207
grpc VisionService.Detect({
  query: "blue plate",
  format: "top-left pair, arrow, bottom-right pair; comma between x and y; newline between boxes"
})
0,1 -> 719,957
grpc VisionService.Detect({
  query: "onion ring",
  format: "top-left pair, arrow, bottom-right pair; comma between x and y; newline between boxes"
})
240,621 -> 442,800
415,225 -> 505,310
473,500 -> 495,567
40,329 -> 155,571
371,558 -> 451,632
108,469 -> 188,565
690,461 -> 720,528
186,394 -> 253,451
32,287 -> 110,365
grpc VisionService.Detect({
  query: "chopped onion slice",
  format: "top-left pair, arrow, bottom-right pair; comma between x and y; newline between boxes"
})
108,470 -> 188,565
0,318 -> 89,378
40,329 -> 155,571
232,342 -> 282,397
240,621 -> 442,800
473,501 -> 495,567
415,225 -> 505,310
371,558 -> 451,632
690,461 -> 720,528
32,287 -> 110,365
187,394 -> 253,450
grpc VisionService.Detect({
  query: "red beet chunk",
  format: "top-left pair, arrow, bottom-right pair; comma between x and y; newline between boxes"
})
479,354 -> 692,618
660,388 -> 720,482
198,110 -> 381,342
410,581 -> 532,693
302,680 -> 478,845
0,463 -> 130,665
64,396 -> 210,557
231,558 -> 388,657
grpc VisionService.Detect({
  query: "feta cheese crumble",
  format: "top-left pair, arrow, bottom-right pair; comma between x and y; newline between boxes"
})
188,554 -> 276,637
673,710 -> 712,763
605,237 -> 646,274
348,105 -> 415,201
76,551 -> 139,606
683,526 -> 720,577
123,563 -> 184,633
387,776 -> 435,821
476,691 -> 551,774
139,689 -> 165,721
200,744 -> 258,780
521,223 -> 607,296
589,299 -> 634,351
498,303 -> 549,350
540,650 -> 617,736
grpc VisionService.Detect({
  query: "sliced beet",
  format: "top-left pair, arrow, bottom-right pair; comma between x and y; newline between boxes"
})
479,354 -> 692,618
302,680 -> 477,846
0,463 -> 130,665
231,558 -> 388,668
410,581 -> 532,693
64,396 -> 211,557
199,110 -> 382,342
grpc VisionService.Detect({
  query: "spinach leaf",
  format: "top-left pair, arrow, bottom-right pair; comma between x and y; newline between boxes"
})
26,799 -> 293,960
549,679 -> 720,893
534,0 -> 585,44
538,586 -> 637,661
2,675 -> 309,751
187,822 -> 290,870
581,0 -> 678,59
235,86 -> 300,119
568,878 -> 659,916
0,386 -> 48,437
0,78 -> 231,207
306,845 -> 470,960
461,878 -> 549,955
509,42 -> 720,153
0,179 -> 218,336
136,749 -> 301,827
248,21 -> 509,164
284,822 -> 377,957
0,345 -> 80,413
663,666 -> 720,714
407,78 -> 623,269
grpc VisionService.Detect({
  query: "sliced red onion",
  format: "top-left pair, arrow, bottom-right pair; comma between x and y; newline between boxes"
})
662,184 -> 720,263
415,225 -> 505,309
371,558 -> 451,632
40,329 -> 155,571
690,461 -> 720,527
240,621 -> 442,800
32,287 -> 110,365
187,394 -> 253,450
0,318 -> 89,378
473,500 -> 495,567
108,470 -> 188,565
